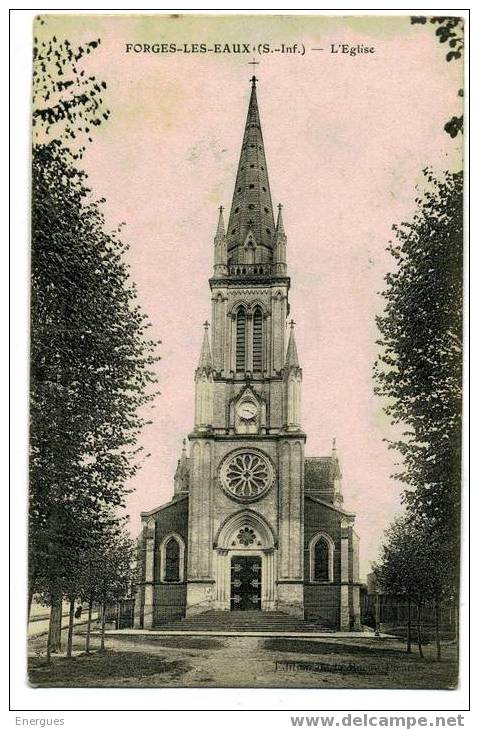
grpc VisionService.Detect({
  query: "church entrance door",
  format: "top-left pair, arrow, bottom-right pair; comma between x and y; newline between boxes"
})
230,556 -> 262,610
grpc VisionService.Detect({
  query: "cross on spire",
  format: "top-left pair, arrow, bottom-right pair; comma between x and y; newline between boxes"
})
289,319 -> 296,329
248,58 -> 259,87
203,320 -> 210,330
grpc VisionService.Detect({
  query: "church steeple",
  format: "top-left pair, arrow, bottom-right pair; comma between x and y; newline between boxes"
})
226,77 -> 276,263
208,79 -> 291,381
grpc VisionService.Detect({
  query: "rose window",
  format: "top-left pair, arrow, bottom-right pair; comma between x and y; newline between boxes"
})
237,527 -> 256,546
220,449 -> 274,502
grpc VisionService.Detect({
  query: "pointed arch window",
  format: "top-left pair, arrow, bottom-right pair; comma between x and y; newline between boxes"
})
160,534 -> 185,583
310,533 -> 334,583
252,307 -> 263,372
236,307 -> 246,372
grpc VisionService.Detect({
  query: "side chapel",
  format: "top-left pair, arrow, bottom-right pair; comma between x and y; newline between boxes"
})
134,77 -> 361,630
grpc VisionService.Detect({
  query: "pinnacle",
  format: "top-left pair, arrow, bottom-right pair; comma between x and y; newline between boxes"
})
276,203 -> 286,239
215,206 -> 226,238
285,324 -> 300,369
197,324 -> 213,371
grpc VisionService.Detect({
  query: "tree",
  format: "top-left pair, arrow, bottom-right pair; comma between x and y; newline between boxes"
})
374,517 -> 416,654
374,169 -> 462,599
76,516 -> 135,653
29,24 -> 159,657
375,515 -> 450,659
32,23 -> 110,156
93,530 -> 135,651
411,16 -> 464,138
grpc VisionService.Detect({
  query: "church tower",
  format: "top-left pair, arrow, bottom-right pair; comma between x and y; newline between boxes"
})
136,76 -> 361,631
186,75 -> 305,616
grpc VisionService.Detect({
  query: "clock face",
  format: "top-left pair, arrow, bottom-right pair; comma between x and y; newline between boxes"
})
238,401 -> 257,421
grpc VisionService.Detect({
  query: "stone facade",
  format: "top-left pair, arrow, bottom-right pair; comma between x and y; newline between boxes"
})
135,78 -> 361,631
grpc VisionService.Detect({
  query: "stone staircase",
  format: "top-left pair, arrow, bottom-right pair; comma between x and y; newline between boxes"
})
153,610 -> 333,633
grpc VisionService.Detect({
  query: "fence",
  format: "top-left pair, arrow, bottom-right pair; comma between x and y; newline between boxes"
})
361,592 -> 458,638
103,599 -> 135,629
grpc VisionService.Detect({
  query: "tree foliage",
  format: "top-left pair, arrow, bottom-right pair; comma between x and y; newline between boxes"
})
375,516 -> 450,604
29,23 -> 159,650
374,169 -> 462,590
374,514 -> 451,658
411,16 -> 464,137
33,23 -> 110,156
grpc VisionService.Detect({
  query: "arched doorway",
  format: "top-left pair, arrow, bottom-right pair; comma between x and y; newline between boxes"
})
230,554 -> 262,610
213,511 -> 276,611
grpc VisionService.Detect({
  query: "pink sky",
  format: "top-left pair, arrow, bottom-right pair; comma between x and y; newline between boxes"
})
40,14 -> 462,578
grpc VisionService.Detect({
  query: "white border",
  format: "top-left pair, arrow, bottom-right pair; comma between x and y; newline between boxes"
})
7,2 -> 472,720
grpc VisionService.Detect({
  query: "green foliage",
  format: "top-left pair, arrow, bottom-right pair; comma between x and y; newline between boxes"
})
32,28 -> 110,156
374,169 -> 462,591
79,521 -> 136,604
411,16 -> 464,137
29,26 -> 159,612
374,515 -> 451,604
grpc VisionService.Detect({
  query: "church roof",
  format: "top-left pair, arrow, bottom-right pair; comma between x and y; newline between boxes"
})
140,493 -> 188,520
305,493 -> 355,519
305,454 -> 341,491
226,77 -> 276,256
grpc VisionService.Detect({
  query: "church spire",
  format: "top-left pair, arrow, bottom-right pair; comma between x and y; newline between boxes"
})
226,77 -> 275,260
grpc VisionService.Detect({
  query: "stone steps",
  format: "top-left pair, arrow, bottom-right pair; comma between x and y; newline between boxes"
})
154,610 -> 333,633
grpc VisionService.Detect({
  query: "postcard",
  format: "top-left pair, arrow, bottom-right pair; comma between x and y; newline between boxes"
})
27,12 -> 464,691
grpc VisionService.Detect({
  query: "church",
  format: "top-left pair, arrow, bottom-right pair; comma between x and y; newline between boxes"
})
134,77 -> 361,631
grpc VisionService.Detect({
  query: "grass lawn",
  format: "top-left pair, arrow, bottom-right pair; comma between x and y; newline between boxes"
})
28,625 -> 458,689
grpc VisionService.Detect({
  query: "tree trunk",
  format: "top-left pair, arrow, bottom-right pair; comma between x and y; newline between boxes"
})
85,598 -> 93,654
66,598 -> 75,658
406,596 -> 412,653
417,602 -> 424,658
100,602 -> 106,651
46,605 -> 53,663
48,596 -> 63,654
28,583 -> 35,623
374,592 -> 380,636
435,598 -> 442,661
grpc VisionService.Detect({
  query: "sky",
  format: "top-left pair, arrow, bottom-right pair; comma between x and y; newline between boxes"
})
36,13 -> 463,579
